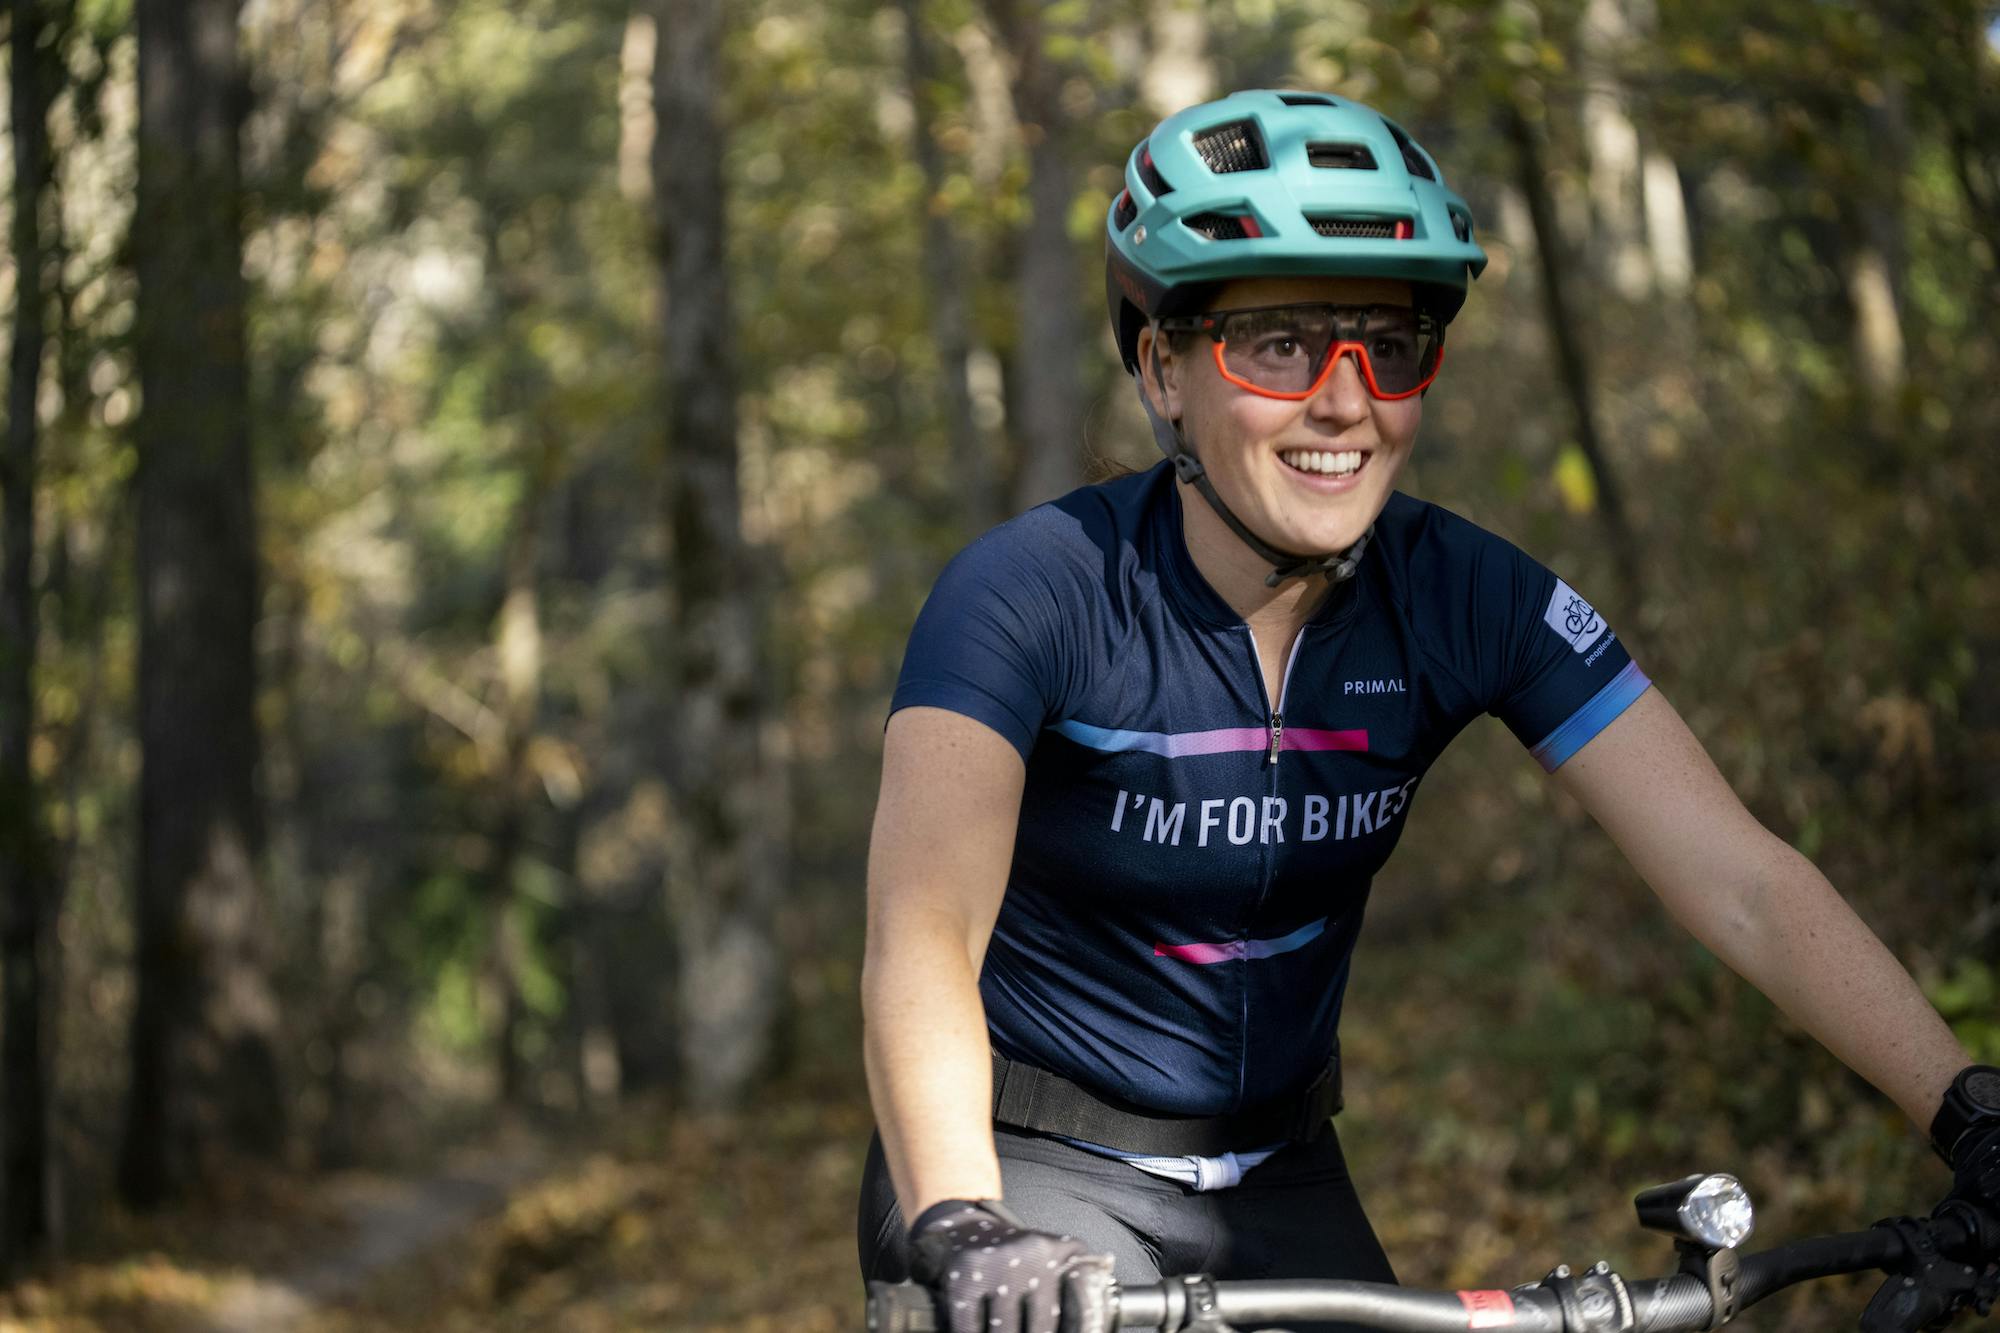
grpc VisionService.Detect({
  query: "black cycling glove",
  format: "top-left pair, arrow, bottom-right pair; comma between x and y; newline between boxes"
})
908,1199 -> 1113,1333
1939,1121 -> 2000,1242
1857,1125 -> 2000,1333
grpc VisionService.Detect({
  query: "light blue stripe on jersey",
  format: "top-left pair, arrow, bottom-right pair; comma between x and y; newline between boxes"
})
1529,660 -> 1651,771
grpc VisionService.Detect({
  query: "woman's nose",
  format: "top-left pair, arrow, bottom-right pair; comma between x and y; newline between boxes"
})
1307,348 -> 1372,423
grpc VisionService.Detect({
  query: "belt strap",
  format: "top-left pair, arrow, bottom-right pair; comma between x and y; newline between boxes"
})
989,1048 -> 1342,1157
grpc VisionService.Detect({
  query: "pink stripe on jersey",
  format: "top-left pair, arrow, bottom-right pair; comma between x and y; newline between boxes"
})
1278,728 -> 1369,752
1053,719 -> 1368,758
1154,917 -> 1328,964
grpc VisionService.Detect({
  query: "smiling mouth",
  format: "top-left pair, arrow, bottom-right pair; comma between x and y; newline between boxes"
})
1278,447 -> 1368,478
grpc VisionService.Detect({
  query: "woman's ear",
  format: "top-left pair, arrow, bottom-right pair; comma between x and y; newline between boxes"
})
1135,323 -> 1183,422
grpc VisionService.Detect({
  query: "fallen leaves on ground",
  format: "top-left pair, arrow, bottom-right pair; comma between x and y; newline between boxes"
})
300,1089 -> 875,1332
1,866 -> 1951,1332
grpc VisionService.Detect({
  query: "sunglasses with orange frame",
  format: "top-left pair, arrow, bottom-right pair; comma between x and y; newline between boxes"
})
1156,303 -> 1446,401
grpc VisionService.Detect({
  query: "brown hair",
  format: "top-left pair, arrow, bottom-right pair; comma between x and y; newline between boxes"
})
1084,453 -> 1142,483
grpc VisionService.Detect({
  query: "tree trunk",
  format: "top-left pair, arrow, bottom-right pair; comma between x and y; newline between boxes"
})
988,0 -> 1086,511
1577,0 -> 1650,300
1930,6 -> 2000,306
1844,246 -> 1906,407
899,0 -> 999,533
948,21 -> 1015,477
559,407 -> 675,1101
121,0 -> 285,1209
311,873 -> 365,1169
2,0 -> 64,1274
653,0 -> 783,1112
1501,100 -> 1641,605
1844,77 -> 1911,414
485,442 -> 551,1106
37,204 -> 99,1254
1640,151 -> 1693,298
1139,1 -> 1213,120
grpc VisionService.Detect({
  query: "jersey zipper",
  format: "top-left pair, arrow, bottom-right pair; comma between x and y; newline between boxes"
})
1246,628 -> 1308,765
1236,624 -> 1308,1107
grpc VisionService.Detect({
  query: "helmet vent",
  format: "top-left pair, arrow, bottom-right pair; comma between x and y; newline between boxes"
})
1308,142 -> 1378,170
1451,210 -> 1471,242
1382,121 -> 1436,181
1309,216 -> 1400,239
1113,190 -> 1138,231
1192,121 -> 1267,173
1279,93 -> 1337,107
1184,212 -> 1255,241
1138,147 -> 1173,196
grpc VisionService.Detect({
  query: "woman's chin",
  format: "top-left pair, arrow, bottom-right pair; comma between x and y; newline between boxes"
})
1297,528 -> 1369,557
1270,503 -> 1380,556
1264,473 -> 1395,551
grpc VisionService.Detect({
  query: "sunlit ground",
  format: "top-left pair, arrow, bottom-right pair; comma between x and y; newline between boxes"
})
1,865 -> 1941,1331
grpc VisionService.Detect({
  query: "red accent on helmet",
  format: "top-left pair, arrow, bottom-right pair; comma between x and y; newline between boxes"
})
1239,215 -> 1264,238
1393,218 -> 1413,240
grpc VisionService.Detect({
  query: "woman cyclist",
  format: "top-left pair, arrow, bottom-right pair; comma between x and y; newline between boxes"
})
858,89 -> 2000,1333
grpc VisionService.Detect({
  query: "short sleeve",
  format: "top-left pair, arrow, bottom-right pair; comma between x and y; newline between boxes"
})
889,530 -> 1071,762
1479,546 -> 1651,771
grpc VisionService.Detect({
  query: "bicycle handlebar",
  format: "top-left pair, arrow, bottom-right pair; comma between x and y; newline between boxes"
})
866,1211 -> 1994,1333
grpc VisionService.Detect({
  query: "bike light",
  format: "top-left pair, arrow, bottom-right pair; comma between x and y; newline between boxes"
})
1635,1173 -> 1755,1249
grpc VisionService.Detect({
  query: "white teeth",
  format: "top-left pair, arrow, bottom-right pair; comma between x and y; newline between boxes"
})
1281,449 -> 1364,476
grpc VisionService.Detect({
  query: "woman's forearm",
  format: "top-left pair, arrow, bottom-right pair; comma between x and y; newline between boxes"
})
1683,833 -> 1968,1136
863,915 -> 1005,1220
1554,691 -> 1970,1140
863,707 -> 1029,1220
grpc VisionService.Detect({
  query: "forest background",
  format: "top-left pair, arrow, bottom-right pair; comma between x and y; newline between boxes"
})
0,0 -> 1997,1328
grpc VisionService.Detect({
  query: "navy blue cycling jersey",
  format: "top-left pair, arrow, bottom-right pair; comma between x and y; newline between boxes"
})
890,462 -> 1650,1118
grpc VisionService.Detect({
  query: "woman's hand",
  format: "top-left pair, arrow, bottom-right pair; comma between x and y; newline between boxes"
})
909,1200 -> 1113,1333
1941,1121 -> 2000,1228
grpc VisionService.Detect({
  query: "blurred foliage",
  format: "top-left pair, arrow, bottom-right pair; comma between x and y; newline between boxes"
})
1,0 -> 1997,1324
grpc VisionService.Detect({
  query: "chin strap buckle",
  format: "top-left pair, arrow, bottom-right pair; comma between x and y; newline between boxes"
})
1263,527 -> 1372,588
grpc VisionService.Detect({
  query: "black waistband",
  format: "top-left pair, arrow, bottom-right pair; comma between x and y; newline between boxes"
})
989,1047 -> 1343,1157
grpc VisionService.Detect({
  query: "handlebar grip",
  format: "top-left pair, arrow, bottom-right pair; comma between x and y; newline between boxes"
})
867,1280 -> 940,1333
1935,1200 -> 2000,1263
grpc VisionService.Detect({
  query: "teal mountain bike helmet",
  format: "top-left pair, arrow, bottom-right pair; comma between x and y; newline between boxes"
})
1104,90 -> 1488,586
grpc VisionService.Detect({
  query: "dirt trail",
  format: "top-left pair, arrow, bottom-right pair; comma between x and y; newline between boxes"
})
193,1146 -> 546,1332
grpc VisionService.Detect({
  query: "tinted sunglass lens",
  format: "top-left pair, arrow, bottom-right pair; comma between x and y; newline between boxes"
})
1362,317 -> 1439,394
1219,309 -> 1336,394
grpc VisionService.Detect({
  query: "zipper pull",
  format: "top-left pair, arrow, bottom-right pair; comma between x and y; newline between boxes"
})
1268,711 -> 1283,765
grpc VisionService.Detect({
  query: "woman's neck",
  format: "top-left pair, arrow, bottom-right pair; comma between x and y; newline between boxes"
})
1174,482 -> 1331,631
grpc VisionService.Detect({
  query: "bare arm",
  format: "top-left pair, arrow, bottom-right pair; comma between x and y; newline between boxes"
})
1552,687 -> 1969,1134
862,705 -> 1027,1219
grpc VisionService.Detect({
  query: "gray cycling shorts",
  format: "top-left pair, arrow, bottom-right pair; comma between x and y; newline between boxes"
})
859,1124 -> 1397,1333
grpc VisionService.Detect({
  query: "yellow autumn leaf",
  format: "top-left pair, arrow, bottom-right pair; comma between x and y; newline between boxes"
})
1553,446 -> 1598,515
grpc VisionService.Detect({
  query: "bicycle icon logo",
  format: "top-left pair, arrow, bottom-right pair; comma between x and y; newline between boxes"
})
1543,578 -> 1610,653
1563,594 -> 1601,638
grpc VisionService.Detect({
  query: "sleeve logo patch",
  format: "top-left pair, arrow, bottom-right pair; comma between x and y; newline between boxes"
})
1543,579 -> 1608,654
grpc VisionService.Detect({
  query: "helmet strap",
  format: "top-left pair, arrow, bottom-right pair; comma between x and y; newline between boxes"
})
1137,339 -> 1371,590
